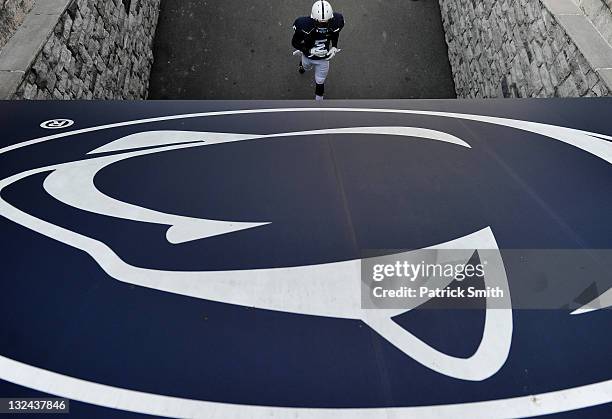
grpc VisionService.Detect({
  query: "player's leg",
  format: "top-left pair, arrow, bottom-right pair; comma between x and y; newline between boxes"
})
315,83 -> 325,101
313,60 -> 330,100
301,55 -> 313,73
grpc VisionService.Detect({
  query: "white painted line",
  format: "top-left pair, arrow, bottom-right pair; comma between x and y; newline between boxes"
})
44,127 -> 468,243
45,142 -> 269,245
2,108 -> 610,163
0,355 -> 610,419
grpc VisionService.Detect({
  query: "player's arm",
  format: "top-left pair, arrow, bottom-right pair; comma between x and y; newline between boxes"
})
292,21 -> 309,54
330,13 -> 345,48
330,32 -> 340,48
325,13 -> 344,60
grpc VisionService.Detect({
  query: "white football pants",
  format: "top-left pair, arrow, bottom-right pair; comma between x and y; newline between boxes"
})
301,55 -> 330,85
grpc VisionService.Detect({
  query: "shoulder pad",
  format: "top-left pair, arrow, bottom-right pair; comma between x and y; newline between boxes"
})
330,12 -> 344,32
293,17 -> 315,34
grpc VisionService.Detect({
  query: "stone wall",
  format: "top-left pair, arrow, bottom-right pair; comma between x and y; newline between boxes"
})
0,0 -> 160,99
439,0 -> 612,98
0,0 -> 35,49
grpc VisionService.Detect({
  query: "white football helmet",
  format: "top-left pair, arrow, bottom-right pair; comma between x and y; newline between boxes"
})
311,1 -> 333,23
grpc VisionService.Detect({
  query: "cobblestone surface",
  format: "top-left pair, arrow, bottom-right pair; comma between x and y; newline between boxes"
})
12,0 -> 160,99
439,0 -> 611,98
0,0 -> 35,50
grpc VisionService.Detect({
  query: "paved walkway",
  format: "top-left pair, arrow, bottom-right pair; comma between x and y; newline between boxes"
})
148,0 -> 456,99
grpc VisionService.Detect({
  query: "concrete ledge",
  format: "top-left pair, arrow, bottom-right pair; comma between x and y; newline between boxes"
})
541,0 -> 581,14
575,0 -> 612,46
555,14 -> 612,68
598,68 -> 612,88
542,0 -> 612,91
0,0 -> 71,98
0,71 -> 25,99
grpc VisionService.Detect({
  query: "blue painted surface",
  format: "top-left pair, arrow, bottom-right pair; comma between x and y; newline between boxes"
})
0,100 -> 611,417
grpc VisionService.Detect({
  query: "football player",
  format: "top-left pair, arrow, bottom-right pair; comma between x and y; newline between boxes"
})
292,1 -> 345,100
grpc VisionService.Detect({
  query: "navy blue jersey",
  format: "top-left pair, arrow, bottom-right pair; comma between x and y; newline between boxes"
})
292,13 -> 345,60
